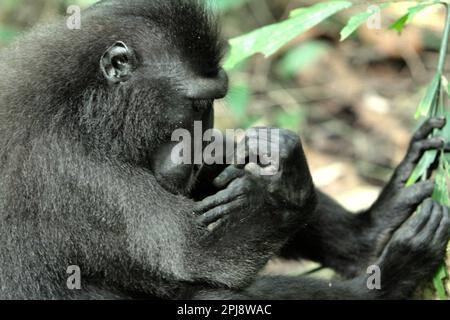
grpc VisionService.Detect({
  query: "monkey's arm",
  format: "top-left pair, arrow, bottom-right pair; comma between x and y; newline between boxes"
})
64,151 -> 309,291
279,189 -> 431,277
279,190 -> 375,277
191,275 -> 376,299
193,200 -> 450,300
279,117 -> 446,277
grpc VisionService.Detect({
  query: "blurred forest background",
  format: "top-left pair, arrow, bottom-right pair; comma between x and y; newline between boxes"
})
0,0 -> 449,298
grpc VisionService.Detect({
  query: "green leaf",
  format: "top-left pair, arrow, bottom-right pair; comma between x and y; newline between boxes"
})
207,0 -> 250,12
406,149 -> 438,186
289,8 -> 307,18
433,160 -> 450,206
432,264 -> 448,300
226,83 -> 251,120
224,1 -> 352,70
0,26 -> 19,44
2,0 -> 24,11
436,108 -> 450,144
340,4 -> 389,41
76,0 -> 100,7
278,41 -> 330,77
276,111 -> 304,131
445,158 -> 450,178
442,75 -> 450,95
415,73 -> 441,119
390,14 -> 409,34
389,1 -> 439,34
243,116 -> 261,129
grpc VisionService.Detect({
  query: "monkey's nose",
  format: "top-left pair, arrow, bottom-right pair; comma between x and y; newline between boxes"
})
185,69 -> 229,100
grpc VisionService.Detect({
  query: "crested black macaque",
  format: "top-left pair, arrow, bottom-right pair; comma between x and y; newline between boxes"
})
0,0 -> 449,300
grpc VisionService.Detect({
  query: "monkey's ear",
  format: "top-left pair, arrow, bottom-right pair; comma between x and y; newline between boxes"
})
100,41 -> 135,84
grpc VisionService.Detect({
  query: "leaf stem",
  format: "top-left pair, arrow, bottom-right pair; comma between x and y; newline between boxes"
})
430,2 -> 450,300
437,3 -> 450,75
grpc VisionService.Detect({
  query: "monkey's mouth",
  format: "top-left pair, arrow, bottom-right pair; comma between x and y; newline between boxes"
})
191,99 -> 214,113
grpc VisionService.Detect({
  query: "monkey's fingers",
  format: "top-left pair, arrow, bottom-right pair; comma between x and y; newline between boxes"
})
194,182 -> 245,214
395,138 -> 444,182
412,117 -> 446,142
408,137 -> 444,163
234,135 -> 249,169
399,180 -> 435,208
196,199 -> 245,226
415,201 -> 443,243
384,198 -> 434,250
394,117 -> 446,182
234,135 -> 267,168
214,166 -> 244,188
234,135 -> 278,170
244,163 -> 279,177
431,205 -> 450,248
406,198 -> 434,232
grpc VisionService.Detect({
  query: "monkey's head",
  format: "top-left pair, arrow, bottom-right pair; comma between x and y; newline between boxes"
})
90,0 -> 228,193
0,0 -> 228,194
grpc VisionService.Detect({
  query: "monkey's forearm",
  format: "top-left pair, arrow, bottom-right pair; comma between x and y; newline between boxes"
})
278,190 -> 373,278
192,274 -> 410,300
278,118 -> 446,277
64,157 -> 286,289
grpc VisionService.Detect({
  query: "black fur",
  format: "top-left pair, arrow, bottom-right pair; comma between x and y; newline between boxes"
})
0,0 -> 449,300
0,0 -> 224,299
0,0 -> 308,299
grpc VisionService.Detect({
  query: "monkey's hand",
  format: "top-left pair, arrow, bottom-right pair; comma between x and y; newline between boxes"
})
217,127 -> 314,205
193,128 -> 316,228
366,117 -> 446,255
193,174 -> 268,227
370,199 -> 450,299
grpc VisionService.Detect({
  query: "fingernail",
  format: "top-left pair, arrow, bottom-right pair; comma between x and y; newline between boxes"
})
436,117 -> 446,126
213,176 -> 223,185
432,137 -> 445,145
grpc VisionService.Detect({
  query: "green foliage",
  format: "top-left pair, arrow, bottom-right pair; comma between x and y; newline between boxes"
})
223,1 -> 352,70
416,74 -> 441,119
433,159 -> 450,206
433,264 -> 449,300
390,1 -> 440,34
406,149 -> 439,186
0,26 -> 19,44
275,111 -> 304,132
390,14 -> 410,34
72,0 -> 98,7
227,83 -> 251,121
208,0 -> 250,12
340,3 -> 389,41
278,41 -> 330,78
408,1 -> 450,299
268,0 -> 450,299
